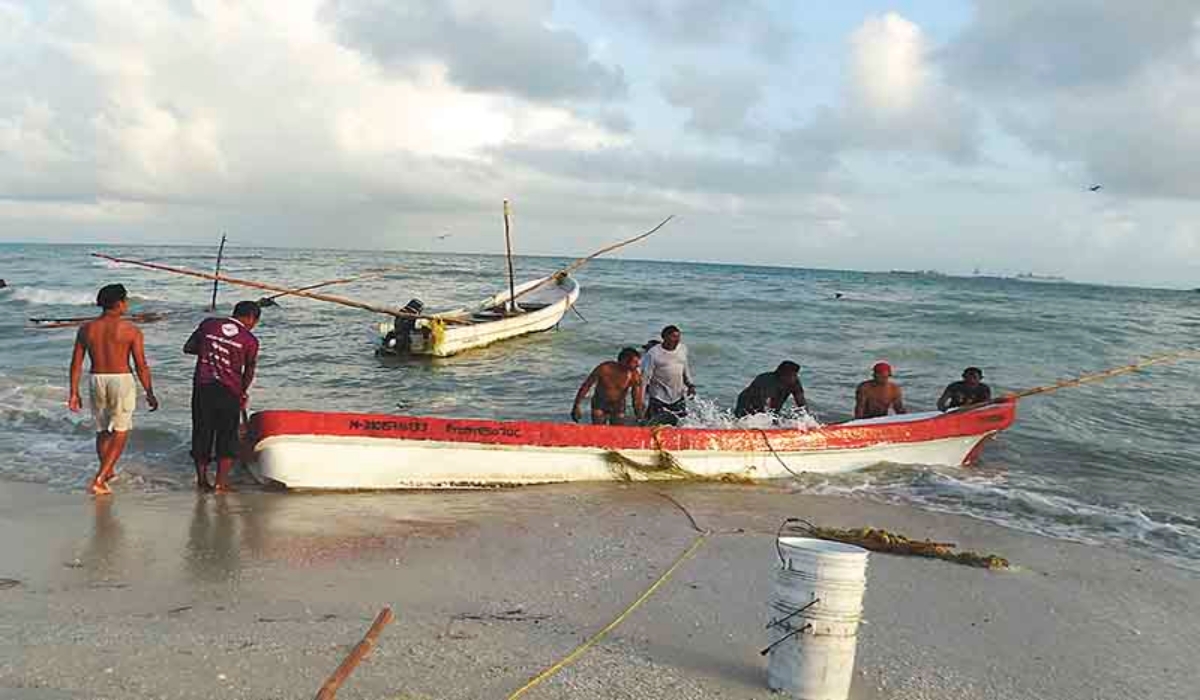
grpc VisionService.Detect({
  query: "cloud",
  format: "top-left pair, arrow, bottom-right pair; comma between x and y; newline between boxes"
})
319,0 -> 626,102
0,0 -> 625,227
941,2 -> 1200,199
594,0 -> 796,62
784,13 -> 978,165
659,66 -> 763,136
943,1 -> 1199,92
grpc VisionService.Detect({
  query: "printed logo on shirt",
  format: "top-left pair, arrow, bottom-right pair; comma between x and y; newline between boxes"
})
221,323 -> 239,337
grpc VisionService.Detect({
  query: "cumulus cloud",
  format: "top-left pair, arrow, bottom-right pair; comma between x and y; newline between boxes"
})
0,0 -> 625,236
320,0 -> 626,101
784,13 -> 978,165
942,1 -> 1200,199
659,66 -> 763,136
594,0 -> 796,62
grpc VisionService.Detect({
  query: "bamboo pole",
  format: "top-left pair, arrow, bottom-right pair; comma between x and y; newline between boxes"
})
262,269 -> 395,302
313,607 -> 394,700
209,234 -> 226,311
90,254 -> 467,323
509,215 -> 675,304
1005,348 -> 1200,400
503,200 -> 518,314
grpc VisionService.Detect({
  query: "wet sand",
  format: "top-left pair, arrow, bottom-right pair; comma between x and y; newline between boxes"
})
0,480 -> 1196,700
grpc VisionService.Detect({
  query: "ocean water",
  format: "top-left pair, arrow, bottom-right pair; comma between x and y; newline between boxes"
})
2,243 -> 1198,570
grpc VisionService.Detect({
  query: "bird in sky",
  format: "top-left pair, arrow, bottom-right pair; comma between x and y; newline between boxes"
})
435,232 -> 452,240
1088,184 -> 1102,192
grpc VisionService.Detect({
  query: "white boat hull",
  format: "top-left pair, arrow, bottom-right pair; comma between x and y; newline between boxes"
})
378,275 -> 579,357
245,405 -> 1017,490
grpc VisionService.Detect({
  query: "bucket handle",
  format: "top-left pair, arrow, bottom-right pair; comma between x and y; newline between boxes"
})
765,598 -> 819,631
775,517 -> 818,569
760,623 -> 813,656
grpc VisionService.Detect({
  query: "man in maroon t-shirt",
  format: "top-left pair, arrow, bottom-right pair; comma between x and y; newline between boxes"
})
184,300 -> 261,492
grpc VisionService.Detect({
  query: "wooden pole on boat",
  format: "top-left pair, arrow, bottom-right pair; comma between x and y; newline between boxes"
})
208,233 -> 226,312
1005,348 -> 1200,400
90,253 -> 468,323
261,270 -> 394,302
508,214 -> 675,305
313,607 -> 394,700
503,199 -> 518,314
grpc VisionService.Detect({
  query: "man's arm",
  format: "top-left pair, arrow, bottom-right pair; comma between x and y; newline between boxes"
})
936,386 -> 952,411
891,386 -> 906,414
183,325 -> 202,355
241,345 -> 259,395
67,327 -> 86,412
631,372 -> 645,421
978,385 -> 993,403
791,384 -> 807,409
131,327 -> 158,411
854,384 -> 867,419
683,352 -> 696,396
572,370 -> 598,423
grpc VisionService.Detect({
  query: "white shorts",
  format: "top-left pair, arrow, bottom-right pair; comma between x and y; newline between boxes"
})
90,374 -> 136,433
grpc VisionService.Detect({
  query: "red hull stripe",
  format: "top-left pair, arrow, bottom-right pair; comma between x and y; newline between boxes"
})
250,401 -> 1017,453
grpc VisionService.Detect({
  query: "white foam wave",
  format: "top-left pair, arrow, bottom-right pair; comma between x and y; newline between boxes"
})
679,397 -> 823,431
4,286 -> 95,306
796,468 -> 1200,571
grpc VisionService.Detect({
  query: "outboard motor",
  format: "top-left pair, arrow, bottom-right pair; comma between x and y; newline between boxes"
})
383,298 -> 425,352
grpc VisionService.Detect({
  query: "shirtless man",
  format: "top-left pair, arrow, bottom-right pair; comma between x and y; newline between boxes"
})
572,347 -> 645,425
854,362 -> 904,419
67,284 -> 158,495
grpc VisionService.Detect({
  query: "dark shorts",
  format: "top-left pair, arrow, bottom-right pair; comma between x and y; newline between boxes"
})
191,383 -> 241,461
647,398 -> 687,426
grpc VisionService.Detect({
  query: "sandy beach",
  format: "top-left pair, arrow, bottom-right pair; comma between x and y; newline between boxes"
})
1,480 -> 1195,700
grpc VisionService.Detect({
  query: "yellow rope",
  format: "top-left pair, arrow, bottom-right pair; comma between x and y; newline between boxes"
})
1006,348 -> 1200,400
504,532 -> 710,700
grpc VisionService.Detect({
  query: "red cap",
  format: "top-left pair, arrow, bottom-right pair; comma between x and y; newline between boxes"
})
872,362 -> 892,376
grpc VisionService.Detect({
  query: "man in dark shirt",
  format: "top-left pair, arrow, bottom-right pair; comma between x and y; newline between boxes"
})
184,301 -> 261,492
735,361 -> 806,418
937,367 -> 992,411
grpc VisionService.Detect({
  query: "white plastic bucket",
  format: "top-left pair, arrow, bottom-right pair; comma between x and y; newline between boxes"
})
767,536 -> 869,700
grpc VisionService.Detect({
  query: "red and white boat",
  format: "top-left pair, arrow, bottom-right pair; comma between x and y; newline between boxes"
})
244,401 -> 1017,490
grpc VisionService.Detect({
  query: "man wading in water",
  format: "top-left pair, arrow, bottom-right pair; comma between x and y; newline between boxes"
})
185,300 -> 261,493
67,284 -> 158,495
855,362 -> 905,419
572,347 -> 645,425
937,366 -> 992,411
641,325 -> 695,425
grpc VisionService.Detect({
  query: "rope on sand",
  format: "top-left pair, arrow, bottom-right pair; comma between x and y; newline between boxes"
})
504,533 -> 709,700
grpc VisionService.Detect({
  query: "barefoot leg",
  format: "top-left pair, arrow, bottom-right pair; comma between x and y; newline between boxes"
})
94,430 -> 129,489
194,459 -> 212,492
213,457 -> 237,493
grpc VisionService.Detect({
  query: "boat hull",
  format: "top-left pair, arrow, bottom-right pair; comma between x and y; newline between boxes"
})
246,402 -> 1017,490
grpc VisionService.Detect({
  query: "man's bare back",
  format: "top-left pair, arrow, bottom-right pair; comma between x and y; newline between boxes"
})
76,316 -> 140,374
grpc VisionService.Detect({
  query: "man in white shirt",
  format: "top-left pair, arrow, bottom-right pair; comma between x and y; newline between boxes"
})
641,325 -> 695,425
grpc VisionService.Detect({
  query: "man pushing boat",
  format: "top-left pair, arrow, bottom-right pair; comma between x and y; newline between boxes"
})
572,347 -> 645,425
855,362 -> 906,419
641,325 -> 695,425
184,300 -> 261,493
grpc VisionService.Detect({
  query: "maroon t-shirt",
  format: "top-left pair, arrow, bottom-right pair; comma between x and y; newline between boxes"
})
186,317 -> 259,397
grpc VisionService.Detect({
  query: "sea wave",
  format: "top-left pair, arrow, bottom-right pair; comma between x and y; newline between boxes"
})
794,466 -> 1200,571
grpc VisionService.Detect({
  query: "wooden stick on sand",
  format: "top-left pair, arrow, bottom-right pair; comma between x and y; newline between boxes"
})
313,607 -> 394,700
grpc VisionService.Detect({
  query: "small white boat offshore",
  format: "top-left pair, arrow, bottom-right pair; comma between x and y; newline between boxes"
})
245,401 -> 1017,490
375,273 -> 580,358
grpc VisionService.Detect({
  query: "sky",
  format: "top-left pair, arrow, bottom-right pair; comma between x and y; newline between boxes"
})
2,1 -> 1200,287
